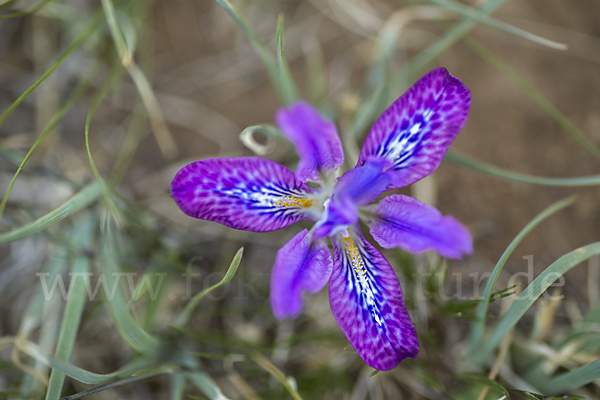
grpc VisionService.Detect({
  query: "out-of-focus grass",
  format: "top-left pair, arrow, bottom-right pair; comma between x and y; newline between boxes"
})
0,0 -> 600,399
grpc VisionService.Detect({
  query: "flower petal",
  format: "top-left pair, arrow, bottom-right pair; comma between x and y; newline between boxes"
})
333,158 -> 392,207
171,157 -> 316,232
276,101 -> 344,182
313,159 -> 393,239
358,68 -> 470,189
363,194 -> 473,259
270,229 -> 333,319
329,228 -> 418,370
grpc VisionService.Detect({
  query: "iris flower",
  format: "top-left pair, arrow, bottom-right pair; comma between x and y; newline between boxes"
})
171,68 -> 472,370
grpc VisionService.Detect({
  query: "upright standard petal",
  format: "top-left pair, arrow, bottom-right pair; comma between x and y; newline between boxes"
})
276,101 -> 344,182
329,228 -> 418,370
171,158 -> 316,232
358,68 -> 470,189
363,195 -> 473,259
270,229 -> 333,319
333,158 -> 392,207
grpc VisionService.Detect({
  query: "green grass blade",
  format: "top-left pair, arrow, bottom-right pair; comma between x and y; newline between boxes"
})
0,182 -> 102,245
44,216 -> 96,400
426,0 -> 567,50
352,0 -> 509,138
543,359 -> 600,395
84,63 -> 125,224
100,228 -> 160,353
60,367 -> 176,400
0,64 -> 98,220
169,373 -> 186,400
101,0 -> 177,158
304,40 -> 327,108
250,351 -> 303,400
0,0 -> 18,8
0,0 -> 55,19
174,247 -> 243,328
276,14 -> 299,105
19,341 -> 153,384
214,0 -> 285,104
468,197 -> 574,358
463,36 -> 600,162
0,8 -> 103,130
445,151 -> 600,186
187,372 -> 230,400
476,242 -> 600,364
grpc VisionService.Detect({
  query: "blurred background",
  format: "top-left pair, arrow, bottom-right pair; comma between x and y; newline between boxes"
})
1,0 -> 600,399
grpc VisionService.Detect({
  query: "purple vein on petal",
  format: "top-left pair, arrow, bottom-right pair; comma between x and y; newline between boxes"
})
363,194 -> 473,259
271,229 -> 333,319
171,157 -> 315,232
329,228 -> 418,371
358,67 -> 471,189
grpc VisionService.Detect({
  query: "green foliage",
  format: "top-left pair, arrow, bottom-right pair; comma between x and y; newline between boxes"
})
1,0 -> 599,398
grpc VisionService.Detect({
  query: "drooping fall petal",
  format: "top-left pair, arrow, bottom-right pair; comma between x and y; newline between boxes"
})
363,194 -> 473,259
171,157 -> 316,232
358,68 -> 470,189
329,228 -> 418,370
270,229 -> 333,319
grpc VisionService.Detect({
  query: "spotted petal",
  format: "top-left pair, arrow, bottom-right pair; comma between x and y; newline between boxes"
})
171,158 -> 316,232
363,194 -> 473,259
270,229 -> 333,319
276,101 -> 344,182
329,228 -> 418,370
358,68 -> 470,189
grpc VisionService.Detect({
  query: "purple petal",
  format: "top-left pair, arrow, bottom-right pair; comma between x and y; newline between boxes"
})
363,194 -> 473,259
313,159 -> 392,239
358,68 -> 470,189
276,101 -> 344,182
270,229 -> 333,319
329,228 -> 418,370
312,196 -> 358,239
171,157 -> 315,232
333,158 -> 392,207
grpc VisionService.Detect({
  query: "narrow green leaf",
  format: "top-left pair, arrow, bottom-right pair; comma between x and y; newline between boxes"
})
100,229 -> 160,353
100,0 -> 130,61
276,14 -> 299,105
0,0 -> 18,8
102,0 -> 177,158
0,9 -> 103,130
352,0 -> 510,138
45,216 -> 96,400
457,372 -> 509,395
60,367 -> 175,400
19,340 -> 153,384
0,182 -> 102,245
469,197 -> 574,358
476,242 -> 600,364
174,248 -> 243,327
304,40 -> 327,107
213,0 -> 285,103
463,36 -> 600,162
170,373 -> 186,400
187,372 -> 230,400
446,151 -> 600,186
0,0 -> 55,19
426,0 -> 567,50
84,63 -> 126,224
389,0 -> 510,95
0,63 -> 98,220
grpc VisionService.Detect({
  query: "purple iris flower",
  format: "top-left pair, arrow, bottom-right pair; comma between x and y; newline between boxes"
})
171,68 -> 473,370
